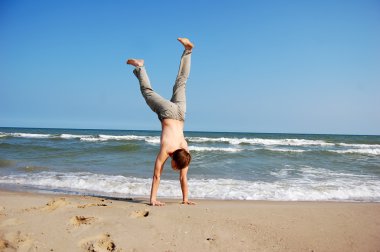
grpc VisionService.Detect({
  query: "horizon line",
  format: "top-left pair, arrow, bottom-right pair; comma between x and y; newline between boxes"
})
1,125 -> 379,137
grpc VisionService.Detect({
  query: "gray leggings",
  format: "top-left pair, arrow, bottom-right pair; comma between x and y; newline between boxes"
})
133,50 -> 191,121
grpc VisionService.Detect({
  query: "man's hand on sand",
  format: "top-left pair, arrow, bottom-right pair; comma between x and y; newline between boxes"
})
181,201 -> 196,205
150,200 -> 165,206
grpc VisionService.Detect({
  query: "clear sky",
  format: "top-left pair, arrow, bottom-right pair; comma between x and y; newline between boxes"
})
1,0 -> 379,135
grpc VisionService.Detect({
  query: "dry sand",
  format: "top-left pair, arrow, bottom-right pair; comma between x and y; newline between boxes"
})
0,189 -> 379,252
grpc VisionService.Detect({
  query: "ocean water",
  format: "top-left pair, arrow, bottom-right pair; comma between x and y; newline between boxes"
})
0,127 -> 380,202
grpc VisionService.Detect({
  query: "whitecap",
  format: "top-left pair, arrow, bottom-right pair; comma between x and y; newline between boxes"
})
188,146 -> 242,152
264,148 -> 305,153
332,148 -> 380,156
60,134 -> 92,139
8,132 -> 52,138
187,137 -> 334,147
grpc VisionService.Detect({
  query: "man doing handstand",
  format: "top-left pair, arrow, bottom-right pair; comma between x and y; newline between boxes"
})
127,38 -> 195,206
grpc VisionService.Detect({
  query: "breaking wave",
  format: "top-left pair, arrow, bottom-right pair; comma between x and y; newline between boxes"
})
1,171 -> 379,202
2,131 -> 380,156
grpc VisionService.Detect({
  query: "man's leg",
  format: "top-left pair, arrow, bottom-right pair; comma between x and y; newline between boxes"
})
127,59 -> 172,117
170,38 -> 194,116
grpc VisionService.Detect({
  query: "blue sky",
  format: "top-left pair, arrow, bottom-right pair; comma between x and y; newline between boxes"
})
1,0 -> 379,134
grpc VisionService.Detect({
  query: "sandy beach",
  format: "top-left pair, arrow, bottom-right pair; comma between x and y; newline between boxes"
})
0,190 -> 379,252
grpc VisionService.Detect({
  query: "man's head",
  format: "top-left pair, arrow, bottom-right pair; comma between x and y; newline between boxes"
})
171,148 -> 191,170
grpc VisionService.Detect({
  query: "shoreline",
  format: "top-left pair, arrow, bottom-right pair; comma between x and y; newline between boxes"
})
1,185 -> 379,204
1,189 -> 380,251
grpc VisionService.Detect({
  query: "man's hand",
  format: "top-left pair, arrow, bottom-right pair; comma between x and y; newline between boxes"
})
181,200 -> 196,205
150,200 -> 165,206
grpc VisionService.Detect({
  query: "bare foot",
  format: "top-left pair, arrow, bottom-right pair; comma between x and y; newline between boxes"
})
126,59 -> 144,67
177,38 -> 194,50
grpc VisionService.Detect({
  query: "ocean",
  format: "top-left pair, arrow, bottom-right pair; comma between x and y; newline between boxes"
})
0,127 -> 379,202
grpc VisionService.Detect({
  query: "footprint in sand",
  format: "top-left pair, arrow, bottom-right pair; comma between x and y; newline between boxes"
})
129,209 -> 149,218
0,237 -> 15,251
77,203 -> 108,209
70,216 -> 96,227
22,198 -> 70,212
24,198 -> 70,212
80,233 -> 121,252
42,198 -> 70,211
1,231 -> 37,252
0,206 -> 6,216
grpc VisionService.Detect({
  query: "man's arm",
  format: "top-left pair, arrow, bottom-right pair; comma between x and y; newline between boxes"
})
150,148 -> 169,206
179,167 -> 195,205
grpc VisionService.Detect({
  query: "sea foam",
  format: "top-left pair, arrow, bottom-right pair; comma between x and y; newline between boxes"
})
1,171 -> 379,202
186,137 -> 335,146
189,146 -> 242,152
